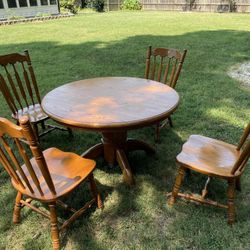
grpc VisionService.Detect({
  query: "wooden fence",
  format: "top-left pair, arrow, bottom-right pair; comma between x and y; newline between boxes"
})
105,0 -> 250,13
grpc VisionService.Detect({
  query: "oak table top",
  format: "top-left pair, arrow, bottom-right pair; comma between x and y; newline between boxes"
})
42,77 -> 180,185
42,77 -> 179,131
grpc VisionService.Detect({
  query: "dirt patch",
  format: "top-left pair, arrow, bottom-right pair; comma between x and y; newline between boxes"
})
228,62 -> 250,88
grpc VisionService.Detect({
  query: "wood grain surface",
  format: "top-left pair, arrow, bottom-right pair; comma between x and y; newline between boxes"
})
41,77 -> 179,131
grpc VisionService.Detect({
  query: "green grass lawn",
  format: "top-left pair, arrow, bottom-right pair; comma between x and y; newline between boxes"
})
0,11 -> 250,249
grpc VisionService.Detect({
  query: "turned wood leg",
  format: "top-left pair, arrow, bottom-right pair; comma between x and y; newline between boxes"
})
32,123 -> 39,141
127,138 -> 155,155
168,116 -> 173,127
227,179 -> 236,225
102,132 -> 127,166
13,192 -> 22,224
116,149 -> 135,186
83,131 -> 155,186
49,203 -> 60,250
155,123 -> 160,143
168,166 -> 185,205
236,176 -> 241,192
88,173 -> 103,209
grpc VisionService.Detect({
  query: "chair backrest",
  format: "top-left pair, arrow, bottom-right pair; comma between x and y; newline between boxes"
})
0,50 -> 41,116
0,116 -> 56,196
231,121 -> 250,175
145,46 -> 187,89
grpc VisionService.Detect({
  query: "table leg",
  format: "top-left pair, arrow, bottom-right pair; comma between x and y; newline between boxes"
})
81,143 -> 104,159
116,149 -> 135,186
102,132 -> 127,166
102,131 -> 135,185
82,131 -> 155,186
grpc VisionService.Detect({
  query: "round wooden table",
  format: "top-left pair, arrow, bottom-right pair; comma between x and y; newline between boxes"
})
42,77 -> 180,185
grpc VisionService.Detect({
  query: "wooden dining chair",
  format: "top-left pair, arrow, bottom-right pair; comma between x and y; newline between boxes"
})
168,122 -> 250,225
0,116 -> 103,249
145,46 -> 187,142
0,50 -> 72,140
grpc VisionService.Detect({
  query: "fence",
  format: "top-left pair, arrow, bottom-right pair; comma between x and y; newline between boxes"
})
105,0 -> 250,12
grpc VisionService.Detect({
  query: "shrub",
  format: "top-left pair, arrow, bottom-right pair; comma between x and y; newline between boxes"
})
8,15 -> 24,20
35,12 -> 51,17
60,0 -> 79,14
92,0 -> 104,12
121,0 -> 142,10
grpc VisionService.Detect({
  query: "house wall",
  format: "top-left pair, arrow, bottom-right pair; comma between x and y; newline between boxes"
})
0,0 -> 59,20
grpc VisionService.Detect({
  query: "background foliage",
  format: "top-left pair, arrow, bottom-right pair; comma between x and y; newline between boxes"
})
121,0 -> 142,10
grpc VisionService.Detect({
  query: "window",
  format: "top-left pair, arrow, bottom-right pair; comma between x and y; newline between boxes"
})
7,0 -> 17,8
0,0 -> 4,9
40,0 -> 48,5
19,0 -> 27,7
29,0 -> 37,6
50,0 -> 56,5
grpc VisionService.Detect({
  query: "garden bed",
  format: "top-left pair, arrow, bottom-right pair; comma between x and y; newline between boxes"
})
0,13 -> 74,26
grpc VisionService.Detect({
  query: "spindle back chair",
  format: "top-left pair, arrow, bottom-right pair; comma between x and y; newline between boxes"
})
0,50 -> 72,139
168,122 -> 250,225
0,116 -> 102,249
145,46 -> 187,142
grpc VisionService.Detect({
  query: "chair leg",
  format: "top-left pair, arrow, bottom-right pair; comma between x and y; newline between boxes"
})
168,116 -> 173,127
13,192 -> 22,224
88,173 -> 103,209
32,123 -> 39,141
168,166 -> 186,205
227,179 -> 236,225
49,203 -> 60,250
201,177 -> 211,199
236,176 -> 241,192
155,123 -> 160,143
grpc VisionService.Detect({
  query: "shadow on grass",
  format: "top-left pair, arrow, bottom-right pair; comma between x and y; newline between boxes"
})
0,29 -> 249,248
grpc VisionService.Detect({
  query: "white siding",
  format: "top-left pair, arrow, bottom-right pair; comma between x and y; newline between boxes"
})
0,0 -> 59,20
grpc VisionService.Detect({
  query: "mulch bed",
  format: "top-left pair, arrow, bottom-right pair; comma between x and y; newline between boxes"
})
0,13 -> 74,26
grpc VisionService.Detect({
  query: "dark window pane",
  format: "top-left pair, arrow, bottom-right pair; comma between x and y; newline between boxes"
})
29,0 -> 37,5
19,0 -> 27,7
7,0 -> 17,8
40,0 -> 48,5
0,0 -> 4,9
50,0 -> 56,5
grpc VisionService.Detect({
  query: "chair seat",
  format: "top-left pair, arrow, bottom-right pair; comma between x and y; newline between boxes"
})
176,135 -> 241,178
12,148 -> 96,202
12,104 -> 48,123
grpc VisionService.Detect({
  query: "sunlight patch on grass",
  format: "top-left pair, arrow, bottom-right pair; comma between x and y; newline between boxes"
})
206,107 -> 248,127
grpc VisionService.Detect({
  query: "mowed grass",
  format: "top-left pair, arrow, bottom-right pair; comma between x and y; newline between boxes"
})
0,11 -> 250,249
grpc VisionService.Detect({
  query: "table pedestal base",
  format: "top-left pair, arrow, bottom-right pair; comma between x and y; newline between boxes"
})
82,131 -> 155,186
